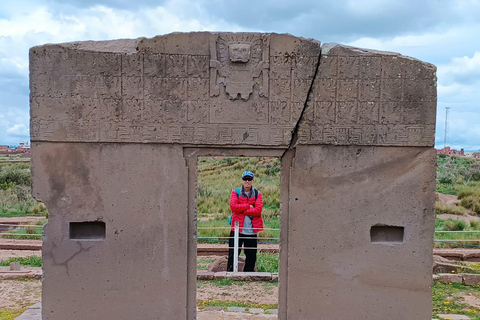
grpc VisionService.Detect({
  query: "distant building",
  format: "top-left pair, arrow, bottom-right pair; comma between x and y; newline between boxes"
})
436,147 -> 464,156
19,141 -> 29,148
473,152 -> 480,159
0,145 -> 8,152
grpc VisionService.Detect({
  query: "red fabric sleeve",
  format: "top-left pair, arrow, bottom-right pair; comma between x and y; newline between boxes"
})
244,192 -> 263,217
230,190 -> 249,213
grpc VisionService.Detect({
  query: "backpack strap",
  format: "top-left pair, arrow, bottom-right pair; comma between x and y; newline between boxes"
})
235,187 -> 258,201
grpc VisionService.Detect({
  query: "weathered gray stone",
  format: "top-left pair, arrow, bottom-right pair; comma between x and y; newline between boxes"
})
266,309 -> 278,315
196,271 -> 214,280
286,145 -> 436,319
9,262 -> 20,271
463,274 -> 480,286
437,315 -> 471,319
208,255 -> 246,272
299,43 -> 436,147
227,307 -> 246,313
249,308 -> 264,314
437,273 -> 463,283
30,32 -> 437,320
213,271 -> 228,279
32,143 -> 188,320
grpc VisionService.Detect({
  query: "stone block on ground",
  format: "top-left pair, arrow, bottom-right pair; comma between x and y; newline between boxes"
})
213,271 -> 227,279
202,307 -> 224,311
227,272 -> 248,280
245,272 -> 272,281
249,308 -> 264,314
197,270 -> 214,280
10,262 -> 21,271
463,274 -> 480,286
437,314 -> 471,319
208,255 -> 257,272
437,273 -> 463,283
227,307 -> 246,313
266,309 -> 278,315
433,261 -> 462,273
15,303 -> 42,320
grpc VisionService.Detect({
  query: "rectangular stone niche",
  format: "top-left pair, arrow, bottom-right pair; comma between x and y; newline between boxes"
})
370,225 -> 404,244
69,221 -> 106,241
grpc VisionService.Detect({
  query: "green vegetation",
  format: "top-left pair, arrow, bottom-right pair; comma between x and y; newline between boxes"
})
432,282 -> 480,319
435,218 -> 480,248
0,219 -> 45,240
436,153 -> 480,195
435,154 -> 480,247
0,308 -> 26,320
197,156 -> 281,243
256,253 -> 278,273
0,256 -> 42,267
0,162 -> 48,218
196,253 -> 279,273
435,202 -> 466,215
196,297 -> 277,311
197,157 -> 280,220
197,257 -> 216,270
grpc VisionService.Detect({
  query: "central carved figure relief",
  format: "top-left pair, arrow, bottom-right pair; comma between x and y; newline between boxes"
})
210,34 -> 269,101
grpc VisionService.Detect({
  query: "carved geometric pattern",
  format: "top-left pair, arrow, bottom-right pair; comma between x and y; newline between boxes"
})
30,36 -> 436,147
301,45 -> 437,146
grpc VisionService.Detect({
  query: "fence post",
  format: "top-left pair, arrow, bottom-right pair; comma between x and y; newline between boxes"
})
233,220 -> 239,273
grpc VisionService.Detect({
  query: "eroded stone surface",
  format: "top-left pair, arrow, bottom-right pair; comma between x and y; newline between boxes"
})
297,43 -> 436,146
30,32 -> 438,320
30,33 -> 320,147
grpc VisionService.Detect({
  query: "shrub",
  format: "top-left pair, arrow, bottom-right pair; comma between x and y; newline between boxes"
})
460,196 -> 480,214
443,219 -> 468,231
0,164 -> 30,189
470,220 -> 480,230
256,253 -> 278,273
439,176 -> 453,185
458,187 -> 480,199
0,256 -> 42,267
435,202 -> 466,216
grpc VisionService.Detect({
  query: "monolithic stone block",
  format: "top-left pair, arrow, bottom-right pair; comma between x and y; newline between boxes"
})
463,274 -> 480,286
437,273 -> 463,283
30,32 -> 437,320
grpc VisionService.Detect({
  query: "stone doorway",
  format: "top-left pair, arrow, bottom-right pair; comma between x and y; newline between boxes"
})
185,148 -> 291,319
30,32 -> 437,319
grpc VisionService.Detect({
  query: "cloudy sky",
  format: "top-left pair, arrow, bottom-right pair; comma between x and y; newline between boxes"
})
0,0 -> 479,150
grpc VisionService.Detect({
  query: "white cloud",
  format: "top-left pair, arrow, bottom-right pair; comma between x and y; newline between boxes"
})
6,123 -> 28,136
0,0 -> 480,150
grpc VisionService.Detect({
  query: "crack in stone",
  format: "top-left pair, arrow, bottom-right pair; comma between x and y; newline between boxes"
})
281,48 -> 322,159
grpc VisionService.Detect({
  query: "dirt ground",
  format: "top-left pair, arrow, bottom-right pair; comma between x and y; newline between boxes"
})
197,281 -> 278,305
436,192 -> 478,222
0,279 -> 41,309
437,192 -> 461,206
0,249 -> 278,317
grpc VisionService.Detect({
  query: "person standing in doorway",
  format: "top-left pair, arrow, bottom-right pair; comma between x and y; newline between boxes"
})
227,170 -> 263,272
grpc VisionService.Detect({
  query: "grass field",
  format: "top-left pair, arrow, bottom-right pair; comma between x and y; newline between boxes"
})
197,156 -> 281,243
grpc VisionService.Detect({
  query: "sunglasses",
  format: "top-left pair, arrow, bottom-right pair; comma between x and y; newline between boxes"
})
242,177 -> 253,181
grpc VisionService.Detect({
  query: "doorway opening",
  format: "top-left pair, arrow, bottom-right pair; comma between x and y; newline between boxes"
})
195,155 -> 281,317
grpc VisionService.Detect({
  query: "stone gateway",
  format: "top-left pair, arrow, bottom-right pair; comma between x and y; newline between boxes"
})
30,32 -> 437,320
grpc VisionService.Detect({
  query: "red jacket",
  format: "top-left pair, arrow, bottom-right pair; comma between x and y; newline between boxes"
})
230,188 -> 263,233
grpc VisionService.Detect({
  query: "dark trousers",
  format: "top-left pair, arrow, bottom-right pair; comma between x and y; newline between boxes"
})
227,231 -> 257,272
